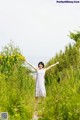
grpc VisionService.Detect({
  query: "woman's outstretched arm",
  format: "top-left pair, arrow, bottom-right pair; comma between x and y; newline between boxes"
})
26,60 -> 37,71
45,62 -> 59,71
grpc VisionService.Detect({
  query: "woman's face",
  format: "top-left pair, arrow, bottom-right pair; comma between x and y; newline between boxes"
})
38,64 -> 43,69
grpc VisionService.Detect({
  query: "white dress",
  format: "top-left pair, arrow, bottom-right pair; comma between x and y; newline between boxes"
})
35,69 -> 46,97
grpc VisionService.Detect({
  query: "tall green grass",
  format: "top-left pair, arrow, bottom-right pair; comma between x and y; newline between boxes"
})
41,67 -> 80,120
0,43 -> 35,120
39,31 -> 80,120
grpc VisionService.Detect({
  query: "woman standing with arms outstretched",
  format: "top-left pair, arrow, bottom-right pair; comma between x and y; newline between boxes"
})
26,60 -> 59,119
26,60 -> 59,103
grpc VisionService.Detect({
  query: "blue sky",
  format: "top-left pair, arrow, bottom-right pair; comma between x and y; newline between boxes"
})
0,0 -> 80,66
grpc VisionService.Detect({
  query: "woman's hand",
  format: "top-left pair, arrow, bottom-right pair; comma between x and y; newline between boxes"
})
56,62 -> 59,64
45,61 -> 59,71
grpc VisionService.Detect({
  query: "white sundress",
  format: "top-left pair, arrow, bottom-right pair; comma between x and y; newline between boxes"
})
35,69 -> 46,97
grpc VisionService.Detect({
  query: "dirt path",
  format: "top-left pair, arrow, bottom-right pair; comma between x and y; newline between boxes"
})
32,100 -> 44,120
32,108 -> 43,120
32,111 -> 40,120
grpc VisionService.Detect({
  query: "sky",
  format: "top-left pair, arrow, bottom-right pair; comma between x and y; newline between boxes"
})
0,0 -> 80,66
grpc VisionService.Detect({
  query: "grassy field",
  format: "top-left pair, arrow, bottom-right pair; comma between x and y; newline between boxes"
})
0,31 -> 80,120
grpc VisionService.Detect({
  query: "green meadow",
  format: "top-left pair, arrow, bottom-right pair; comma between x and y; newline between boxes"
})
0,31 -> 80,120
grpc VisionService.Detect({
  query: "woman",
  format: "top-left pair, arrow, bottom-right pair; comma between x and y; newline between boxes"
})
26,60 -> 59,103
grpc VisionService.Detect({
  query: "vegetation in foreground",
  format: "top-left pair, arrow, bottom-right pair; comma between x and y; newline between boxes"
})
41,31 -> 80,120
0,30 -> 80,120
0,43 -> 35,120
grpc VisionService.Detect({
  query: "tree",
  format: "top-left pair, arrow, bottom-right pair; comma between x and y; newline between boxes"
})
0,41 -> 26,75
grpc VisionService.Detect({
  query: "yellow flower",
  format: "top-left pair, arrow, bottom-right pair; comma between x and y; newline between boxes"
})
17,54 -> 25,61
0,55 -> 3,59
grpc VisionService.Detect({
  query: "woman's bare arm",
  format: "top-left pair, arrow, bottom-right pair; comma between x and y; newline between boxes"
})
45,62 -> 59,71
26,61 -> 37,71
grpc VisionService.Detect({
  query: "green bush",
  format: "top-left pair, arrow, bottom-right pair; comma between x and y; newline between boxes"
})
0,43 -> 35,120
41,31 -> 80,120
42,67 -> 80,120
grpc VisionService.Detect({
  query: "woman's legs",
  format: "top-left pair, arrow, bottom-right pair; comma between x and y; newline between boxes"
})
41,96 -> 45,105
35,97 -> 39,110
34,96 -> 46,117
